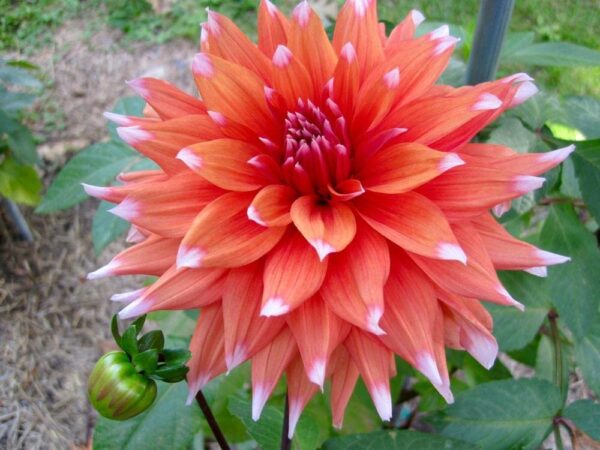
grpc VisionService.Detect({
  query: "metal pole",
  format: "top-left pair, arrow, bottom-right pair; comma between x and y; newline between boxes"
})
4,200 -> 34,241
466,0 -> 515,84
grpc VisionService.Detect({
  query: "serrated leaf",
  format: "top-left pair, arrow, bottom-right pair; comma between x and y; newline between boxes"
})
36,141 -> 139,213
508,92 -> 563,131
570,139 -> 600,222
488,117 -> 537,153
93,381 -> 202,450
441,379 -> 562,450
486,271 -> 550,351
138,330 -> 165,353
0,91 -> 37,114
0,156 -> 41,205
505,42 -> 600,67
563,96 -> 600,139
0,62 -> 42,89
500,32 -> 535,60
92,200 -> 130,255
133,349 -> 159,374
539,204 -> 600,339
563,400 -> 600,441
323,430 -> 479,450
0,109 -> 37,165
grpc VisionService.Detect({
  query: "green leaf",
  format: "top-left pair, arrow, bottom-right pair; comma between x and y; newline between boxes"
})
323,430 -> 479,450
563,400 -> 600,441
500,32 -> 535,60
107,96 -> 146,141
0,109 -> 38,165
0,156 -> 41,205
438,58 -> 467,87
133,349 -> 159,374
570,139 -> 600,222
573,322 -> 600,397
131,315 -> 146,334
505,42 -> 600,67
111,315 -> 122,347
120,326 -> 139,356
36,141 -> 139,213
92,200 -> 130,255
488,117 -> 537,153
228,396 -> 321,450
563,96 -> 600,139
539,204 -> 600,339
138,330 -> 164,353
93,381 -> 202,450
153,365 -> 189,383
441,379 -> 562,450
0,62 -> 42,89
486,271 -> 550,351
162,348 -> 191,366
508,91 -> 563,131
0,91 -> 37,114
534,335 -> 569,398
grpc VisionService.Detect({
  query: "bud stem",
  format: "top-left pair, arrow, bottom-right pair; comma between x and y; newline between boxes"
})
195,390 -> 230,450
280,392 -> 291,450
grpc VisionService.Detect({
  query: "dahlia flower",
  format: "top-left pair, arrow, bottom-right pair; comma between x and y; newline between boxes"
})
85,0 -> 572,435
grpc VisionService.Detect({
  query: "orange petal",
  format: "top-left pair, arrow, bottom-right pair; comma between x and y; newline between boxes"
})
418,166 -> 545,220
472,213 -> 570,271
287,296 -> 349,388
328,346 -> 359,429
251,327 -> 297,420
321,219 -> 390,335
344,328 -> 393,421
261,230 -> 328,316
354,191 -> 466,263
357,142 -> 464,194
127,77 -> 206,120
118,265 -> 227,319
379,249 -> 444,386
328,178 -> 365,202
258,0 -> 290,57
177,139 -> 269,192
410,222 -> 524,309
87,235 -> 179,279
290,195 -> 356,260
286,356 -> 319,438
271,45 -> 316,109
192,53 -> 276,137
332,42 -> 360,118
203,10 -> 272,83
178,192 -> 286,269
385,9 -> 425,48
186,302 -> 227,403
288,1 -> 337,89
222,261 -> 285,371
332,0 -> 384,81
248,184 -> 296,227
108,172 -> 224,238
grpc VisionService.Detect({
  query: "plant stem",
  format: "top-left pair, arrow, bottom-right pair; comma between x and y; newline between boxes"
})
553,419 -> 565,450
548,309 -> 564,395
280,392 -> 291,450
195,390 -> 230,450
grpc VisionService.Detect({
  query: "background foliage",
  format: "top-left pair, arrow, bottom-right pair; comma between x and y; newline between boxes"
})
5,0 -> 600,448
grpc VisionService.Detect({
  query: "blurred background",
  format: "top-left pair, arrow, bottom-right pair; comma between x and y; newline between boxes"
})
1,0 -> 599,448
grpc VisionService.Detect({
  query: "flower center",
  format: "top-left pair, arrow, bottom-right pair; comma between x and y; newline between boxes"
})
282,99 -> 351,197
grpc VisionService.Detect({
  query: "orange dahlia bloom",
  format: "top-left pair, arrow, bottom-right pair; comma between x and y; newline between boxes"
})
85,0 -> 572,435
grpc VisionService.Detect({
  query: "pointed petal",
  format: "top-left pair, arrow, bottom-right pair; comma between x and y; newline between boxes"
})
344,328 -> 393,421
222,261 -> 285,371
251,327 -> 297,420
332,42 -> 360,117
271,45 -> 316,108
178,192 -> 286,268
386,9 -> 425,47
321,220 -> 390,334
354,191 -> 466,263
258,0 -> 290,57
261,230 -> 328,316
286,356 -> 319,437
328,346 -> 359,429
186,302 -> 227,404
291,195 -> 357,260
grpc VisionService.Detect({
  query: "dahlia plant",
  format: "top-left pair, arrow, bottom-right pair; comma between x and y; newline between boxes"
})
85,0 -> 575,441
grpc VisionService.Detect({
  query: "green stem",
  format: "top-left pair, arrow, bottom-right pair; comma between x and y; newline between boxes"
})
548,309 -> 564,394
553,420 -> 565,450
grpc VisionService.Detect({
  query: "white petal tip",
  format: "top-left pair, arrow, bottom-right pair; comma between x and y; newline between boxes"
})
411,9 -> 425,26
536,249 -> 570,265
429,24 -> 449,39
292,0 -> 311,27
367,307 -> 386,336
207,110 -> 227,126
176,246 -> 205,269
116,127 -> 152,145
340,42 -> 357,63
81,183 -> 110,199
108,198 -> 139,221
308,360 -> 327,389
434,36 -> 459,55
383,67 -> 400,90
118,298 -> 148,320
86,260 -> 119,280
473,93 -> 503,111
110,287 -> 147,303
252,386 -> 268,421
192,53 -> 214,78
513,175 -> 545,193
416,352 -> 442,386
247,205 -> 267,226
436,242 -> 468,265
496,285 -> 525,311
468,337 -> 498,370
260,297 -> 290,317
538,145 -> 576,164
176,147 -> 203,170
103,111 -> 131,126
439,153 -> 465,172
510,81 -> 539,107
273,45 -> 292,68
524,266 -> 548,277
226,345 -> 248,371
371,384 -> 392,421
310,239 -> 336,261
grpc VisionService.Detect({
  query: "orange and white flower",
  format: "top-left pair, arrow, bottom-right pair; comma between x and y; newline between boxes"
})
85,0 -> 571,435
